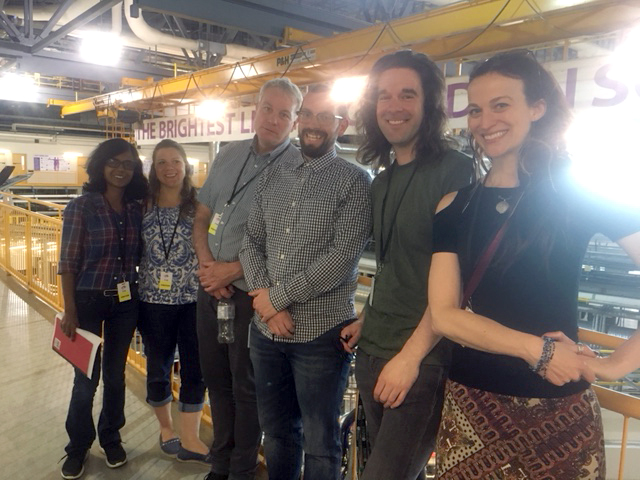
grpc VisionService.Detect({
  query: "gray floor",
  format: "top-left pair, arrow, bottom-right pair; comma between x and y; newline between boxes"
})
0,272 -> 268,480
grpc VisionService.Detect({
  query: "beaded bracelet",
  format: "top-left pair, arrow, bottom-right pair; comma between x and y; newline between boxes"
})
531,336 -> 556,377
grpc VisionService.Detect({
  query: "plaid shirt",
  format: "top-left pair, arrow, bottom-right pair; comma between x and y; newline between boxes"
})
240,150 -> 372,343
58,192 -> 143,290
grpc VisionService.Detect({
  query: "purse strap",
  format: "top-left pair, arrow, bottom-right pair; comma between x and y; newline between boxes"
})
461,187 -> 525,308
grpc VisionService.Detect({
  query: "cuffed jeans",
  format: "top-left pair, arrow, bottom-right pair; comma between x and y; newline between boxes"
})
138,301 -> 205,411
355,350 -> 448,480
197,287 -> 260,480
64,289 -> 138,457
250,321 -> 352,480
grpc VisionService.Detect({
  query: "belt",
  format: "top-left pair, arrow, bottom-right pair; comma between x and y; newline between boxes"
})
103,288 -> 119,297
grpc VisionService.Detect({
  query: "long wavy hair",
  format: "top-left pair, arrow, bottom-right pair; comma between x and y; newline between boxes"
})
466,50 -> 574,272
148,139 -> 197,218
84,138 -> 148,201
357,50 -> 449,171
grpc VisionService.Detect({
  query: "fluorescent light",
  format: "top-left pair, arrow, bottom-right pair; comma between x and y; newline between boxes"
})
196,100 -> 227,121
0,74 -> 37,102
79,31 -> 123,66
331,76 -> 367,104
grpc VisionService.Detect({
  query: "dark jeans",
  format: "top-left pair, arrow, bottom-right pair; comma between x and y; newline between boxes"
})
355,350 -> 448,480
250,321 -> 352,480
138,301 -> 205,411
65,290 -> 138,457
197,287 -> 260,480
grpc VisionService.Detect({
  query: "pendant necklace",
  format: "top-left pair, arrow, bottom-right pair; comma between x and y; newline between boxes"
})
495,195 -> 511,214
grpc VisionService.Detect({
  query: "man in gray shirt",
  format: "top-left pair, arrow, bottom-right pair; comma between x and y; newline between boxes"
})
193,77 -> 302,480
240,84 -> 372,480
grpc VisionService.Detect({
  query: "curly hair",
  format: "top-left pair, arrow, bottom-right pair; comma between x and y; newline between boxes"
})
148,139 -> 197,218
468,49 -> 572,179
356,50 -> 449,171
83,138 -> 148,201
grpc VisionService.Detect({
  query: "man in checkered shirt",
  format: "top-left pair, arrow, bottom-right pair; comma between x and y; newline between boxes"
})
240,84 -> 372,480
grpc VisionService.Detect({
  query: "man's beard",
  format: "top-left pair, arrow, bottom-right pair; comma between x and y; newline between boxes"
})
300,128 -> 334,158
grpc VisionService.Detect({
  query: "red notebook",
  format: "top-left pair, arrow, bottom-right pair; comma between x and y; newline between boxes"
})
52,313 -> 102,379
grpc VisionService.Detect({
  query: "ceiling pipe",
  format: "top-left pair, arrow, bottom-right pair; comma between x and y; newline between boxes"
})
123,0 -> 266,64
112,3 -> 122,35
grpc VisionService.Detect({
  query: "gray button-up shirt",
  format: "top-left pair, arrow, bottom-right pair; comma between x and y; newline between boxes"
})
240,150 -> 372,342
197,137 -> 298,291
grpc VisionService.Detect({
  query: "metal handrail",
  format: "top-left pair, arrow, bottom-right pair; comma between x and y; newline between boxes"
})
0,191 -> 66,219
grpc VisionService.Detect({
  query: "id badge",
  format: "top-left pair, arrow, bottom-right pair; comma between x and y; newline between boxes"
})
158,271 -> 173,290
117,281 -> 131,302
208,213 -> 222,235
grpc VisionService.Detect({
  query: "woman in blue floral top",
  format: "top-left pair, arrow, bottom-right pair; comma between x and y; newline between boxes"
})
138,139 -> 211,464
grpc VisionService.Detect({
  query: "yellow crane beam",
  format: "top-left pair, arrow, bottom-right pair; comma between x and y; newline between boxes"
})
58,0 -> 640,116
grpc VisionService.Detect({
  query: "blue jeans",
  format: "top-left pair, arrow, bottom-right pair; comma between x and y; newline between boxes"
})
65,290 -> 138,456
138,301 -> 204,411
355,350 -> 448,480
250,321 -> 352,480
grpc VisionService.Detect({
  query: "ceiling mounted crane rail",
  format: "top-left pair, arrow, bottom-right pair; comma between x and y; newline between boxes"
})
58,0 -> 640,116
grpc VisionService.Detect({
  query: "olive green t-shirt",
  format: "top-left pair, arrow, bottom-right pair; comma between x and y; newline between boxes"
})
359,149 -> 473,363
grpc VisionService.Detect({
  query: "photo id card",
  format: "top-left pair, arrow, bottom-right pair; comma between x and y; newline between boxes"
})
208,213 -> 222,235
158,271 -> 173,290
117,281 -> 131,302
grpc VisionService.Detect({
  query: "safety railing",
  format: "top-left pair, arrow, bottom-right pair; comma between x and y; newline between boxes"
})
579,328 -> 640,480
0,199 -> 639,477
0,201 -> 63,310
0,191 -> 66,219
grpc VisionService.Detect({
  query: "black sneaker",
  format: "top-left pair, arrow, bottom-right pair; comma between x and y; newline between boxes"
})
99,443 -> 127,468
60,451 -> 88,479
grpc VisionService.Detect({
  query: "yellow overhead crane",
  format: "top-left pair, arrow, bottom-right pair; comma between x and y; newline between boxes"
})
56,0 -> 640,117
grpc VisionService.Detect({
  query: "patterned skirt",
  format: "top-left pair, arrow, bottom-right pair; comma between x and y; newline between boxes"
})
436,380 -> 605,480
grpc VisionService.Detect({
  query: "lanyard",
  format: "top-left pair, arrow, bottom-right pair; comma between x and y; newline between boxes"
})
226,145 -> 290,206
156,205 -> 181,263
112,206 -> 128,280
379,160 -> 419,266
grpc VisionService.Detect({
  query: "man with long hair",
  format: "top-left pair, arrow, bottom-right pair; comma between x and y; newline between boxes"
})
340,50 -> 473,479
193,77 -> 302,480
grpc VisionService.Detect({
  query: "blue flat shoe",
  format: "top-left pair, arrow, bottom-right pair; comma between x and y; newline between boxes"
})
159,436 -> 181,456
176,446 -> 213,466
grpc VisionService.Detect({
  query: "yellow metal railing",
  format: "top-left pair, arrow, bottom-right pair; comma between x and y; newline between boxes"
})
1,199 -> 639,475
1,192 -> 66,219
0,201 -> 63,309
579,328 -> 640,480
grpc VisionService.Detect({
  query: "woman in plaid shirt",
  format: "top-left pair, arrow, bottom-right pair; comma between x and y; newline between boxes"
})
58,138 -> 148,479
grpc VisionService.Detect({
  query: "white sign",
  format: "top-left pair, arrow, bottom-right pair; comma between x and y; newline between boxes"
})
135,106 -> 256,145
33,154 -> 71,172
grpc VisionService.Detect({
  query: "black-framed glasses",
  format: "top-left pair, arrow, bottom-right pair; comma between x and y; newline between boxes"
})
297,109 -> 343,126
106,158 -> 136,171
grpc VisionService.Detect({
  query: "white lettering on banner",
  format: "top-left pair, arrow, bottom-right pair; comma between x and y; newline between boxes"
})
136,55 -> 640,143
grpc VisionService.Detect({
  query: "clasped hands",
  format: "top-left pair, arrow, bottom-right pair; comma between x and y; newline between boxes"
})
248,288 -> 295,338
539,330 -> 598,386
197,260 -> 236,299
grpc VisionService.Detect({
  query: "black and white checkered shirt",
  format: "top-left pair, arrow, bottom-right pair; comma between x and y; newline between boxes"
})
240,149 -> 372,343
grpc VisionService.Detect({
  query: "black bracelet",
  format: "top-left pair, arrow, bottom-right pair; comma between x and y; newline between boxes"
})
531,336 -> 556,377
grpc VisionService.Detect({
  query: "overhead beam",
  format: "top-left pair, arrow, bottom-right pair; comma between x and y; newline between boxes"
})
37,0 -> 76,40
31,0 -> 122,54
59,0 -> 640,116
0,12 -> 25,42
136,0 -> 370,38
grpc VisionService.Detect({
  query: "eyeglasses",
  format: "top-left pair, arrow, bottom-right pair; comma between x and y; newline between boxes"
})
106,158 -> 136,171
297,109 -> 343,126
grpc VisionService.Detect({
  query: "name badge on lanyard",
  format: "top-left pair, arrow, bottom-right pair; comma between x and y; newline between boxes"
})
158,270 -> 173,290
208,212 -> 222,235
117,281 -> 131,302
